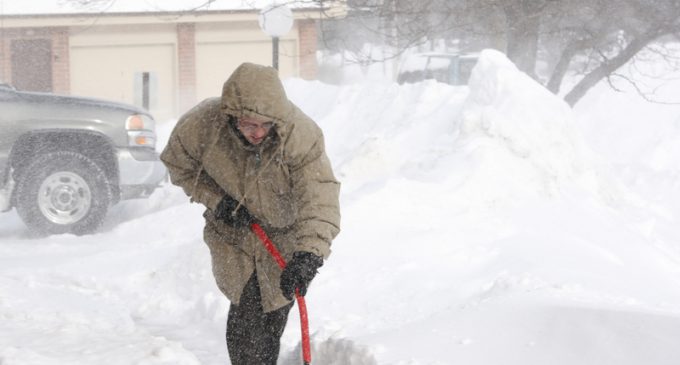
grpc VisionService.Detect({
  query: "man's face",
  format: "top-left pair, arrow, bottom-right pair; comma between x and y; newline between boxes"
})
237,116 -> 274,145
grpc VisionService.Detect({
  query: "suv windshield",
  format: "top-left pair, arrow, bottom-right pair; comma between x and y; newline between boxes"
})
397,53 -> 478,86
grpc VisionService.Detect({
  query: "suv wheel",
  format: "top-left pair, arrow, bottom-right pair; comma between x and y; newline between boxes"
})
15,151 -> 112,235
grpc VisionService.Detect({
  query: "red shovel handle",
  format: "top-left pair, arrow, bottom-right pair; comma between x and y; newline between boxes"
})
251,223 -> 312,365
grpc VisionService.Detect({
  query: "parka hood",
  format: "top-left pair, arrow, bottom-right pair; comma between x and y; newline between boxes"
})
221,62 -> 295,127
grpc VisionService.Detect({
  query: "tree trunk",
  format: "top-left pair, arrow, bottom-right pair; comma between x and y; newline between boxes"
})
546,41 -> 583,94
504,1 -> 541,78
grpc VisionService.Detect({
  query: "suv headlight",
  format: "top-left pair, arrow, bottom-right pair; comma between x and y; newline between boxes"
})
125,114 -> 157,148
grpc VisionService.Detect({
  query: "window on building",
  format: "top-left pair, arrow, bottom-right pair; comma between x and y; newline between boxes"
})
133,71 -> 158,111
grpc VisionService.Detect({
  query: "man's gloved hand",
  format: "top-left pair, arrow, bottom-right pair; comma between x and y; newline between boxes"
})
214,194 -> 253,228
280,251 -> 324,300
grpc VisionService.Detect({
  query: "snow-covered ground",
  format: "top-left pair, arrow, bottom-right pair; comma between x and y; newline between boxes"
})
2,49 -> 680,365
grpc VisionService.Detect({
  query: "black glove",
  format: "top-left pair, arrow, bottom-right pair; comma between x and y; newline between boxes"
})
280,251 -> 324,300
214,194 -> 253,228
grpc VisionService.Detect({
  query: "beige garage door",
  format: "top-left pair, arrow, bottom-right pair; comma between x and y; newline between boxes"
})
70,44 -> 176,122
195,40 -> 297,102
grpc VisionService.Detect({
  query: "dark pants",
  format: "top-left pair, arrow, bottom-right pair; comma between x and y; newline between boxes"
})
226,274 -> 294,365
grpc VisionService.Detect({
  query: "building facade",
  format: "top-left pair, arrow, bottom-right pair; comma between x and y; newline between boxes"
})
0,8 -> 321,121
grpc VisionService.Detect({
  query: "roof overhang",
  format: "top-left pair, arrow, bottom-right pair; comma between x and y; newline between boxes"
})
0,1 -> 346,28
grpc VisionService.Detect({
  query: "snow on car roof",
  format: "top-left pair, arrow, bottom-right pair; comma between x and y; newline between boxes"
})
0,0 -> 319,16
398,52 -> 479,73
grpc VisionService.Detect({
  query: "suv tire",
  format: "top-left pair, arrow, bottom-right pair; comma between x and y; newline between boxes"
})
15,151 -> 112,235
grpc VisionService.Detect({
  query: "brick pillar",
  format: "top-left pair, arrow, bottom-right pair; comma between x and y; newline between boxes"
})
0,31 -> 8,83
177,23 -> 197,115
0,28 -> 20,84
51,27 -> 70,94
297,19 -> 318,80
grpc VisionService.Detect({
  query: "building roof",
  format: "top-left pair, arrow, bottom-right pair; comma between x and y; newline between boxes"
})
0,0 -> 319,16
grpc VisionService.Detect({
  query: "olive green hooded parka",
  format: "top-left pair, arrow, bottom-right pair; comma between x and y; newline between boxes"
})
160,63 -> 341,312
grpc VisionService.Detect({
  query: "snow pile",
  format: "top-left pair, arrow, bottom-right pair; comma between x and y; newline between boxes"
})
286,77 -> 469,195
282,50 -> 680,364
1,50 -> 680,364
573,45 -> 680,228
462,50 -> 591,185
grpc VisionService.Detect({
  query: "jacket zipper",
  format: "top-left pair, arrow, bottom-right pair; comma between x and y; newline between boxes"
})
254,150 -> 262,169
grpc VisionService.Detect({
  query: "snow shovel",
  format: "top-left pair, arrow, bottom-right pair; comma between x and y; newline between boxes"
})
250,222 -> 312,365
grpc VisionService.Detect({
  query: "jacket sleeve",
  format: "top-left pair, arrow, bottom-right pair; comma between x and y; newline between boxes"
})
160,118 -> 224,211
288,127 -> 341,259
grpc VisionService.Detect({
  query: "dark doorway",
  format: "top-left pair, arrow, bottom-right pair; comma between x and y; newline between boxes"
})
11,39 -> 53,92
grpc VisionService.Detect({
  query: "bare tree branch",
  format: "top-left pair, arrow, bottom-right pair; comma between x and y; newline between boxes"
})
608,72 -> 680,104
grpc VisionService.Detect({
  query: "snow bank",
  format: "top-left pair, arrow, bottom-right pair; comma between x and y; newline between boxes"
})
297,50 -> 680,364
573,43 -> 680,252
285,77 -> 469,196
455,49 -> 606,206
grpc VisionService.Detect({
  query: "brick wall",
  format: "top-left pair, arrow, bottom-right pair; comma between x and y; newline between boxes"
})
0,32 -> 9,83
177,23 -> 197,114
51,27 -> 70,94
297,19 -> 318,80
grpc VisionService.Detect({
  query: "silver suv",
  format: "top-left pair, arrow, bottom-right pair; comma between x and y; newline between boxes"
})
0,83 -> 166,235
